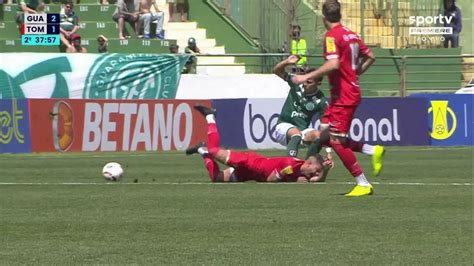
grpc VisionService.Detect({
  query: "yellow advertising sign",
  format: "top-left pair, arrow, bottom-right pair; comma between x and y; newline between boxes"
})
428,100 -> 457,140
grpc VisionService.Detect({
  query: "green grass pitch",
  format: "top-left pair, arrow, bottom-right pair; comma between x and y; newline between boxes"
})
1,147 -> 472,264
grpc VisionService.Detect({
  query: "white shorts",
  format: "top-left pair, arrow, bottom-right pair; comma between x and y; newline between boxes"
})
273,122 -> 314,146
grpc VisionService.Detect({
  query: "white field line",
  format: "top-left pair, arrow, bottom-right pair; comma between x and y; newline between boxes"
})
0,146 -> 471,159
0,182 -> 472,186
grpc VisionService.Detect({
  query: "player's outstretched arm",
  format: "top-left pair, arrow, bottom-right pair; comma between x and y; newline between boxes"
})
291,58 -> 339,84
272,55 -> 300,79
357,51 -> 375,75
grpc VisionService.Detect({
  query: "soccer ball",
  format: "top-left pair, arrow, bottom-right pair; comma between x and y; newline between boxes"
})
102,162 -> 124,181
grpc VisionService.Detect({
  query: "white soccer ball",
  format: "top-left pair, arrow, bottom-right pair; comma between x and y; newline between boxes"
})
102,162 -> 124,181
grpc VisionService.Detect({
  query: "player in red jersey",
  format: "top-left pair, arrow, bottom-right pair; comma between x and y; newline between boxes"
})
186,105 -> 328,183
292,0 -> 385,196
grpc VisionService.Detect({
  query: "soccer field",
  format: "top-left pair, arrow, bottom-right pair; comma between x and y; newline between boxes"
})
1,147 -> 472,264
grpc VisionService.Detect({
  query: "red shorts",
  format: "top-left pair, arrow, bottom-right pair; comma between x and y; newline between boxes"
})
226,151 -> 268,182
321,105 -> 357,136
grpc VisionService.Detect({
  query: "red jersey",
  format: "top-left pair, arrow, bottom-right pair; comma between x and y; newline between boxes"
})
227,151 -> 305,182
323,24 -> 371,106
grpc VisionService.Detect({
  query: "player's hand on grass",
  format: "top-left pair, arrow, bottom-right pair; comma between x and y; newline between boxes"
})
323,158 -> 334,169
296,176 -> 309,183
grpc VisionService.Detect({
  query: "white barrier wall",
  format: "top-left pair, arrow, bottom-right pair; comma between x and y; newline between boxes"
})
176,74 -> 292,99
0,53 -> 188,99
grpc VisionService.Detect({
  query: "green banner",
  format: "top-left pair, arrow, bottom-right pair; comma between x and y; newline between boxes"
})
0,53 -> 190,99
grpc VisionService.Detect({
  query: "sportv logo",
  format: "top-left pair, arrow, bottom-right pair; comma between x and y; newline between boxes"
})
408,15 -> 453,35
428,100 -> 457,140
409,15 -> 454,26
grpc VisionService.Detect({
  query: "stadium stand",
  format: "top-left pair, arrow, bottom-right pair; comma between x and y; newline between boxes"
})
0,0 -> 246,75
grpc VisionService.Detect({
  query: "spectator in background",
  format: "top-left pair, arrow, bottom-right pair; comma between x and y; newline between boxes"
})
176,0 -> 188,22
169,43 -> 179,54
59,1 -> 80,48
443,0 -> 462,48
166,0 -> 175,22
15,0 -> 45,29
66,33 -> 87,53
138,0 -> 164,39
290,25 -> 307,73
113,0 -> 140,40
97,35 -> 108,53
184,37 -> 200,74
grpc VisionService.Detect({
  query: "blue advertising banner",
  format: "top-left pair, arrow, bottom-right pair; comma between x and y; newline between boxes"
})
411,94 -> 473,146
213,97 -> 430,149
350,98 -> 430,146
0,99 -> 32,153
212,99 -> 249,149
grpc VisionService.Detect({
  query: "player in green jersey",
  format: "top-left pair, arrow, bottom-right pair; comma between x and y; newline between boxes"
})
272,55 -> 330,160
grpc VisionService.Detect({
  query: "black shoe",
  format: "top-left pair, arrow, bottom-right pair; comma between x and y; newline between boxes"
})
194,104 -> 217,117
185,141 -> 206,155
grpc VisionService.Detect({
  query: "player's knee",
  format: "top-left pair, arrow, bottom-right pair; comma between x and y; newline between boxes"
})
302,129 -> 319,143
208,147 -> 220,156
320,129 -> 330,143
287,128 -> 301,138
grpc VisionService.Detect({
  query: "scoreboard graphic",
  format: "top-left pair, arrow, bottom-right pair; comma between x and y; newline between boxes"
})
21,14 -> 60,46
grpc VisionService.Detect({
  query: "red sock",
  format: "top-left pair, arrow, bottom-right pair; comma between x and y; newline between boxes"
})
207,123 -> 219,150
208,147 -> 220,157
330,139 -> 363,177
203,155 -> 220,182
347,139 -> 363,152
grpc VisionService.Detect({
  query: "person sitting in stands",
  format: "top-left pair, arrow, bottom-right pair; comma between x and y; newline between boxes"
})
66,33 -> 87,53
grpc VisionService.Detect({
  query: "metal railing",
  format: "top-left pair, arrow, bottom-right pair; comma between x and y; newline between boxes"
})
194,53 -> 474,96
211,0 -> 448,50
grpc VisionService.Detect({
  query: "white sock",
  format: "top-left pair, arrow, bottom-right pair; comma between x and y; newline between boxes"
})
206,115 -> 216,124
197,147 -> 208,156
355,173 -> 370,187
362,144 -> 375,155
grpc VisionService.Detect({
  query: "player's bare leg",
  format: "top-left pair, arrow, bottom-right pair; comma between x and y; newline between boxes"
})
118,17 -> 126,40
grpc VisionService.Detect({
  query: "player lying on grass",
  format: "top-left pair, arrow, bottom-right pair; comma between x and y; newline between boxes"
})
272,55 -> 330,159
186,105 -> 332,183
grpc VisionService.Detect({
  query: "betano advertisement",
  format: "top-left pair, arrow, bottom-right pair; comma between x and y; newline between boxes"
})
28,99 -> 210,152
